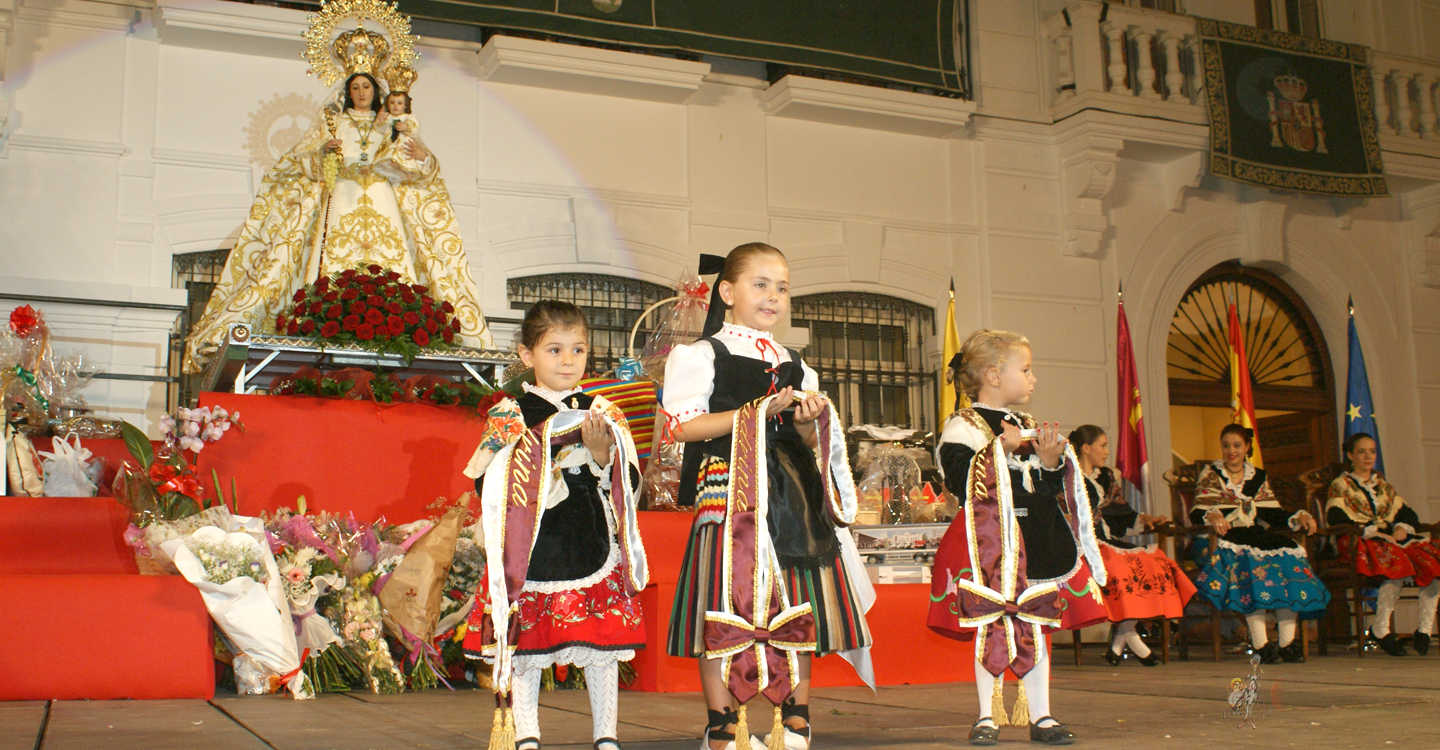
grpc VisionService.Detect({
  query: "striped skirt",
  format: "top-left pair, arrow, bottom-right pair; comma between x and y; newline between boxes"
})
665,456 -> 873,658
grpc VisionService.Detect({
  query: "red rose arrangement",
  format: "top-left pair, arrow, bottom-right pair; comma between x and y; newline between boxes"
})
275,265 -> 462,362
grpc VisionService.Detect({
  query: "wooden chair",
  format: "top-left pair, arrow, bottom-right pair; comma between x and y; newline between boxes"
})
1301,463 -> 1440,656
1162,461 -> 1310,661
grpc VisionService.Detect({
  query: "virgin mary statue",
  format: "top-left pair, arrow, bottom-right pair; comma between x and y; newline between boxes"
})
183,9 -> 491,373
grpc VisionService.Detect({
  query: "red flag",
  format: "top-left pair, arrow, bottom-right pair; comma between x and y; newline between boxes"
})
1115,298 -> 1148,491
1227,299 -> 1263,467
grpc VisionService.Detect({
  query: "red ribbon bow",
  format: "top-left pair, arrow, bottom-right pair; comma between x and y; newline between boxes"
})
959,585 -> 1061,678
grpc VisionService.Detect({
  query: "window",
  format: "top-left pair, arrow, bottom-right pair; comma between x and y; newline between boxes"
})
172,249 -> 233,407
506,273 -> 672,376
790,292 -> 937,432
1133,0 -> 1179,12
1255,0 -> 1321,38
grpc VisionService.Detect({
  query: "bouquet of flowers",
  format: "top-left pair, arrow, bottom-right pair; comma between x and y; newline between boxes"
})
274,265 -> 462,363
114,407 -> 243,525
337,569 -> 406,694
276,544 -> 359,692
377,495 -> 472,690
161,517 -> 313,699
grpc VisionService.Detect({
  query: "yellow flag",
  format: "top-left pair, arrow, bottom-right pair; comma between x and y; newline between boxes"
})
940,280 -> 966,425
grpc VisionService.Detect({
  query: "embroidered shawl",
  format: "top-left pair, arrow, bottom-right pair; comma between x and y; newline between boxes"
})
1326,472 -> 1406,526
1193,461 -> 1277,527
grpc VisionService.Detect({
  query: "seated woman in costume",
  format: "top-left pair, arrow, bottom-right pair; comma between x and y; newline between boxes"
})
1069,425 -> 1196,666
1326,432 -> 1440,656
1191,424 -> 1329,663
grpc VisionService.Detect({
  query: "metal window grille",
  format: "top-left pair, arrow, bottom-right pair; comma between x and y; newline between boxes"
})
506,274 -> 672,377
171,249 -> 233,408
791,292 -> 937,433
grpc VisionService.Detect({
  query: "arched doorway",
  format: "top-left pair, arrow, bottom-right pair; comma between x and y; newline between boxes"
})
1166,261 -> 1337,478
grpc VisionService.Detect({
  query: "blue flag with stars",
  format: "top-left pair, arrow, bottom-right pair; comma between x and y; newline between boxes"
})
1345,305 -> 1384,474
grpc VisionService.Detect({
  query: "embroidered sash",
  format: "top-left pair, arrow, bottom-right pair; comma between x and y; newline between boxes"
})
700,391 -> 854,703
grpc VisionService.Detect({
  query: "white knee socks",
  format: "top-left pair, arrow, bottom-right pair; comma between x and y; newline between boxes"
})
1373,579 -> 1404,637
586,660 -> 620,742
1419,580 -> 1440,636
1276,609 -> 1297,647
1114,620 -> 1151,657
973,660 -> 997,727
512,667 -> 543,742
1246,611 -> 1269,648
1021,654 -> 1055,727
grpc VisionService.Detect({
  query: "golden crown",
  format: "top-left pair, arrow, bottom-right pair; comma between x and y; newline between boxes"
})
384,64 -> 417,93
1273,73 -> 1307,102
303,0 -> 417,88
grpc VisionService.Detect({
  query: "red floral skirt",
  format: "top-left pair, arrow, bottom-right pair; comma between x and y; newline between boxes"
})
1338,535 -> 1417,582
927,517 -> 1109,642
462,563 -> 645,663
1097,543 -> 1198,621
1339,536 -> 1440,588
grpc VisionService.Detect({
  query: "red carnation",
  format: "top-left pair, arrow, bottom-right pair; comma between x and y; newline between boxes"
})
349,301 -> 366,314
316,276 -> 330,290
275,314 -> 286,330
387,315 -> 405,335
341,289 -> 359,300
386,301 -> 402,314
356,324 -> 375,341
323,291 -> 339,302
367,295 -> 384,307
287,321 -> 300,336
425,319 -> 438,334
342,314 -> 360,331
367,264 -> 383,274
363,309 -> 384,326
320,321 -> 341,338
385,271 -> 401,282
401,291 -> 416,304
412,285 -> 429,294
292,289 -> 306,302
441,301 -> 455,313
413,328 -> 430,347
451,318 -> 462,332
403,311 -> 420,325
326,304 -> 343,319
375,326 -> 390,341
341,269 -> 357,279
442,328 -> 455,344
300,319 -> 316,334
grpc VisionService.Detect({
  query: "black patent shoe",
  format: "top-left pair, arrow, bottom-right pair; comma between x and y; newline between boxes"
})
517,739 -> 542,750
1103,649 -> 1122,666
593,740 -> 621,750
969,720 -> 1000,746
1029,718 -> 1076,745
1138,652 -> 1161,667
1256,642 -> 1282,664
1278,641 -> 1305,663
1372,628 -> 1408,656
1413,630 -> 1431,656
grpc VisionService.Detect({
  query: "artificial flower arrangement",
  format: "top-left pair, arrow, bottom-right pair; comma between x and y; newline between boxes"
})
274,265 -> 462,363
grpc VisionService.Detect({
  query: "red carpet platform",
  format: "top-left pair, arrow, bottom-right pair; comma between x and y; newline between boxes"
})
3,392 -> 974,699
0,497 -> 214,700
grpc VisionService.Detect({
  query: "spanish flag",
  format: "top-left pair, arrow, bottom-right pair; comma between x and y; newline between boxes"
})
1227,296 -> 1263,468
940,280 -> 966,423
1115,292 -> 1148,497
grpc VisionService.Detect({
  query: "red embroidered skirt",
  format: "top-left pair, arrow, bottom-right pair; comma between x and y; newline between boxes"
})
927,516 -> 1109,641
1338,535 -> 1417,582
1339,536 -> 1440,587
1097,542 -> 1198,621
462,563 -> 645,665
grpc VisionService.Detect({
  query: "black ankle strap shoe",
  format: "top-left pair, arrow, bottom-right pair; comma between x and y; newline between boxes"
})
968,720 -> 999,746
1029,718 -> 1076,745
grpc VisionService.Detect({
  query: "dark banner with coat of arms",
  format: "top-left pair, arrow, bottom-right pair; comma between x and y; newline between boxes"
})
399,0 -> 969,96
1197,18 -> 1387,196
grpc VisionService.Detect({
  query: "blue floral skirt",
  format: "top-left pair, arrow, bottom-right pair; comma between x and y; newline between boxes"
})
1192,536 -> 1330,617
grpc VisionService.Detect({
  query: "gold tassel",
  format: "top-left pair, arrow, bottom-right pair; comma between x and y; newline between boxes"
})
1010,681 -> 1030,727
735,704 -> 753,750
767,705 -> 787,750
489,706 -> 515,750
989,679 -> 1009,728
